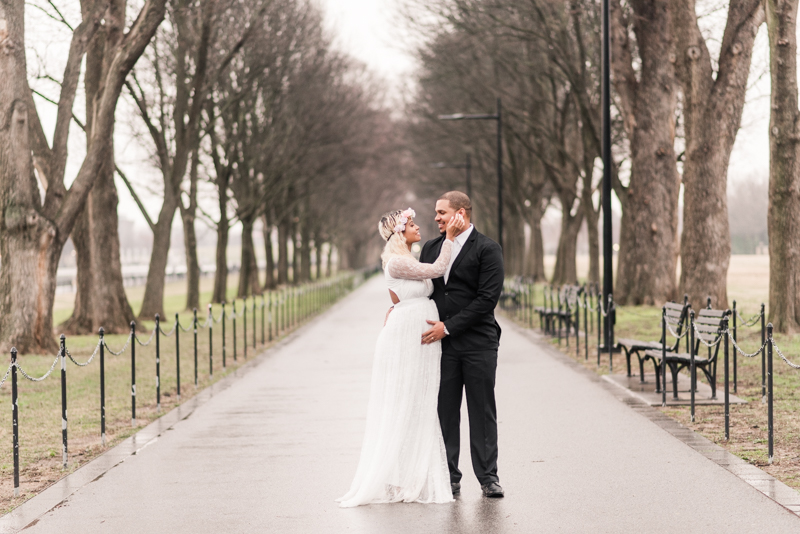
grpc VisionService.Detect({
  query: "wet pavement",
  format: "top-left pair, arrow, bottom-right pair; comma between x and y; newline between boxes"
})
5,276 -> 800,533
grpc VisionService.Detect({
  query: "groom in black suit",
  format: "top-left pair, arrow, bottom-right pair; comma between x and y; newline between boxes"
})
420,191 -> 505,498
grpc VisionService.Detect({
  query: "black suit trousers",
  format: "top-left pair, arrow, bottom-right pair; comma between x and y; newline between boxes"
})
437,347 -> 499,486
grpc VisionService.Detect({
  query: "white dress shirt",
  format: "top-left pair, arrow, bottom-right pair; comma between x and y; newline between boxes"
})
444,224 -> 473,284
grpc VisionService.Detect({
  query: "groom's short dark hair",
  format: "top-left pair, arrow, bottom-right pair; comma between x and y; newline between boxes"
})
439,191 -> 472,215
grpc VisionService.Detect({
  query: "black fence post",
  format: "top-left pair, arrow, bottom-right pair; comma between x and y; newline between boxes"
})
723,315 -> 730,441
222,301 -> 227,368
11,347 -> 19,497
269,292 -> 274,342
193,308 -> 198,387
232,300 -> 237,362
732,300 -> 738,394
261,296 -> 266,346
767,323 -> 774,464
661,307 -> 667,407
155,314 -> 161,411
208,304 -> 213,376
583,291 -> 589,361
761,303 -> 767,402
575,298 -> 580,358
130,321 -> 136,427
689,310 -> 696,423
99,328 -> 106,446
60,334 -> 68,469
243,299 -> 248,359
252,296 -> 256,350
175,313 -> 181,401
607,294 -> 614,372
597,298 -> 602,367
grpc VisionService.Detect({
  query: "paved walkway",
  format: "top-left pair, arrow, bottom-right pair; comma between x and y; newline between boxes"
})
6,276 -> 800,533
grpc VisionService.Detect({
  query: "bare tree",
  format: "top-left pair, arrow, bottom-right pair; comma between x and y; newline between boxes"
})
765,0 -> 800,332
671,0 -> 763,308
0,0 -> 165,354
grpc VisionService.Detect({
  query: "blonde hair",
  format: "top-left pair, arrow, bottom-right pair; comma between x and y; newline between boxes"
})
378,209 -> 414,268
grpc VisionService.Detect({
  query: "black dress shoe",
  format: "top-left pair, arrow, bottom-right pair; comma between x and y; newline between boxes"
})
451,482 -> 461,495
481,482 -> 504,498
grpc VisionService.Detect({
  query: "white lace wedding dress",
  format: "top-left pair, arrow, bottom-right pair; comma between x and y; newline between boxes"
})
337,240 -> 455,508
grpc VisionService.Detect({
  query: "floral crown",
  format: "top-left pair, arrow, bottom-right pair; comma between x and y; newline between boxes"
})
393,208 -> 415,235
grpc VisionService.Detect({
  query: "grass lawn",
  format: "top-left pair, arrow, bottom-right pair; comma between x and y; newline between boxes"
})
0,273 -> 352,513
509,255 -> 800,491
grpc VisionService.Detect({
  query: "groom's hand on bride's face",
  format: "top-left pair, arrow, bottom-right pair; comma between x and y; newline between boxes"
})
422,320 -> 446,344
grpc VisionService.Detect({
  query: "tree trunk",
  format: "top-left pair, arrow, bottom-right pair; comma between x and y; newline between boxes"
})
505,214 -> 525,277
277,217 -> 289,285
262,213 -> 275,289
88,153 -> 135,332
212,216 -> 229,304
766,0 -> 800,332
612,0 -> 680,305
524,204 -> 546,282
61,207 -> 95,333
181,150 -> 200,311
326,244 -> 334,277
314,236 -> 323,281
139,199 -> 178,318
300,219 -> 312,283
292,218 -> 301,284
671,0 -> 763,308
237,217 -> 260,297
551,199 -> 584,286
585,209 -> 600,285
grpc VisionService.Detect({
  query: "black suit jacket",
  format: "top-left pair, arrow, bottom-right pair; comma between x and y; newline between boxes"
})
420,228 -> 504,353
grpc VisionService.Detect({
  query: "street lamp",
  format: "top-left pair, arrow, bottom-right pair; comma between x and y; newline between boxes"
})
438,98 -> 503,252
601,0 -> 614,349
430,153 -> 472,199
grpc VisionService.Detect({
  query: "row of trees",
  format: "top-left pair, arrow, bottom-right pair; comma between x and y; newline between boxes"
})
0,0 -> 402,354
406,0 -> 800,329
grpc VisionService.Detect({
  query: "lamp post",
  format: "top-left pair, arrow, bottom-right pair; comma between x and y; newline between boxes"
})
438,98 -> 503,252
601,0 -> 613,348
430,153 -> 472,198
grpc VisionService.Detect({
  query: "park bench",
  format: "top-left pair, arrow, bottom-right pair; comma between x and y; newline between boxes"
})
535,284 -> 583,341
643,308 -> 728,399
617,298 -> 690,384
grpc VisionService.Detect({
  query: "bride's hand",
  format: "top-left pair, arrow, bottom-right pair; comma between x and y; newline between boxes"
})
445,213 -> 465,240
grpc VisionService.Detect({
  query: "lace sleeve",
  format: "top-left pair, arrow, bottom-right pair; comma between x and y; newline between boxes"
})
387,240 -> 453,280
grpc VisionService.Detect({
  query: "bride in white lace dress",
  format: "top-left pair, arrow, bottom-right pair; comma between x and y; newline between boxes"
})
337,207 -> 464,508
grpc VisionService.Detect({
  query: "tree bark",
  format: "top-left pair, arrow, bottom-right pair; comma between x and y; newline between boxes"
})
61,207 -> 95,334
671,0 -> 763,308
237,217 -> 260,297
766,0 -> 800,332
181,149 -> 200,311
212,191 -> 229,303
262,214 -> 275,289
551,199 -> 584,286
524,202 -> 546,282
611,0 -> 680,305
139,198 -> 178,318
277,216 -> 289,285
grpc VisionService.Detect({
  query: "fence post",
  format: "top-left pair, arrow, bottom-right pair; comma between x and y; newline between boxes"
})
208,304 -> 213,376
583,291 -> 589,361
723,315 -> 730,441
155,314 -> 161,411
597,298 -> 602,367
243,298 -> 247,359
690,310 -> 696,423
608,294 -> 614,373
60,334 -> 68,469
575,297 -> 580,358
252,296 -> 256,350
661,307 -> 667,407
175,313 -> 181,401
99,328 -> 106,446
767,323 -> 774,464
130,321 -> 136,427
193,308 -> 198,387
222,301 -> 227,368
761,303 -> 766,402
732,300 -> 738,394
11,347 -> 19,497
261,296 -> 266,345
